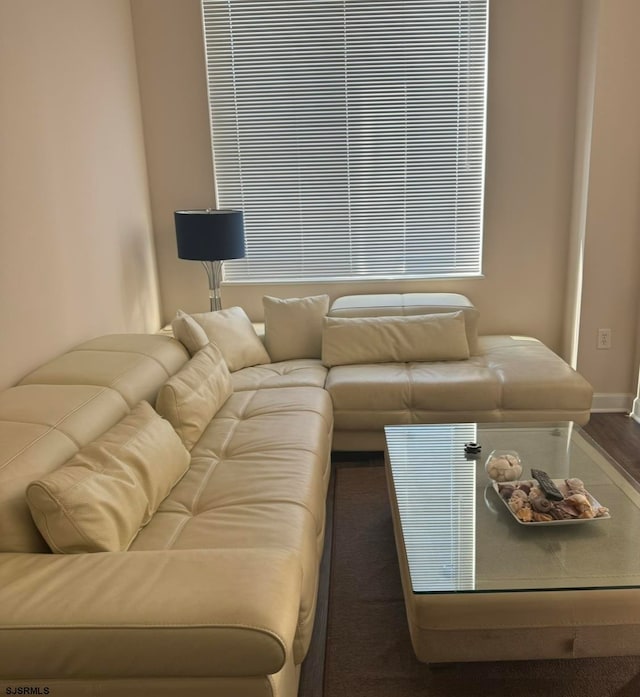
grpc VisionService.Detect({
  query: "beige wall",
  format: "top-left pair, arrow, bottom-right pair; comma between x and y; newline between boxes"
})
575,0 -> 640,403
131,0 -> 216,319
132,0 -> 581,356
0,0 -> 161,391
563,0 -> 599,368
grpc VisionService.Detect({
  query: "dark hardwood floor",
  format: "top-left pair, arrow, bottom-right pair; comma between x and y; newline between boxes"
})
299,413 -> 640,697
583,412 -> 640,483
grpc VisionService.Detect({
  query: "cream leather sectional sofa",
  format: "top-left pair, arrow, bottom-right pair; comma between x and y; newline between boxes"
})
0,293 -> 592,696
323,294 -> 593,450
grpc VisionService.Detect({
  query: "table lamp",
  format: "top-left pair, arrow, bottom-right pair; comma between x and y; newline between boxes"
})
174,209 -> 245,311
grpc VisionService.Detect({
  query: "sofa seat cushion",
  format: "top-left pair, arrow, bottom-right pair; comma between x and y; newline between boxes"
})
135,386 -> 332,543
230,359 -> 328,391
327,361 -> 501,431
327,336 -> 593,431
480,336 -> 594,411
0,548 -> 301,681
19,334 -> 189,407
131,386 -> 333,663
133,499 -> 318,664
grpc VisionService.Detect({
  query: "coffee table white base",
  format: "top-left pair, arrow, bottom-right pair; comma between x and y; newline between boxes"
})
389,496 -> 640,663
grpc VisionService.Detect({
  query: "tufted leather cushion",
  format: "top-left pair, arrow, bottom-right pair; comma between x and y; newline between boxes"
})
231,359 -> 328,391
133,385 -> 334,663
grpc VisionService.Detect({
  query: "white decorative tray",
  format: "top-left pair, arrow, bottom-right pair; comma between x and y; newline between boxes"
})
492,479 -> 611,526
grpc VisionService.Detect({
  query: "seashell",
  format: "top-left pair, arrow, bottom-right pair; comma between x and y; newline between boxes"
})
498,484 -> 515,500
564,493 -> 592,514
509,497 -> 526,512
557,501 -> 580,518
565,478 -> 585,492
566,489 -> 585,497
516,506 -> 533,522
531,496 -> 553,513
532,511 -> 554,522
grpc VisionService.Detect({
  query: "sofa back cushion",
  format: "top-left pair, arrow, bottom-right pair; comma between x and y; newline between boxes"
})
26,401 -> 190,553
19,334 -> 190,407
321,312 -> 470,367
190,307 -> 271,372
155,343 -> 233,450
263,294 -> 330,361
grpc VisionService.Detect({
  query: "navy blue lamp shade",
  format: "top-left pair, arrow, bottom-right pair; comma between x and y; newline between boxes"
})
174,209 -> 245,311
174,209 -> 245,261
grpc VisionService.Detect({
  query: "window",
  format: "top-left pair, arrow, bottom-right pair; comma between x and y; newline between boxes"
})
202,0 -> 488,282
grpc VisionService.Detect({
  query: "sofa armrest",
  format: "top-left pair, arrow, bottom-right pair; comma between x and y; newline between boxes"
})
0,548 -> 301,680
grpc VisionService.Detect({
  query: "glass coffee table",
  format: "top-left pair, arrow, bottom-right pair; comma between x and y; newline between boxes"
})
384,422 -> 640,663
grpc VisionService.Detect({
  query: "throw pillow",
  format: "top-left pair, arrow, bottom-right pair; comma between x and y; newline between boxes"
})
155,343 -> 233,450
329,293 -> 481,355
321,312 -> 470,367
26,401 -> 190,554
191,306 -> 271,372
171,309 -> 209,355
263,294 -> 330,361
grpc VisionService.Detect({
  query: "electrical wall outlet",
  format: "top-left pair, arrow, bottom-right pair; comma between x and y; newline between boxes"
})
597,328 -> 612,350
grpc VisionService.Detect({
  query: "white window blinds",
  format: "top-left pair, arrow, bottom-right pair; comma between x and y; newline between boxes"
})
202,0 -> 488,282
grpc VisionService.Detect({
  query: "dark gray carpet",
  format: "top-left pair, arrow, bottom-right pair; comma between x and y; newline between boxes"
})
323,464 -> 640,697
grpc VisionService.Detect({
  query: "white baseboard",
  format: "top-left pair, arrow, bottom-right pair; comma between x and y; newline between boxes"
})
591,392 -> 634,413
631,397 -> 640,424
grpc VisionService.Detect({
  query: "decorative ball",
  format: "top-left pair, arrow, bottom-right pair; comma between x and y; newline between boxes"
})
485,450 -> 523,482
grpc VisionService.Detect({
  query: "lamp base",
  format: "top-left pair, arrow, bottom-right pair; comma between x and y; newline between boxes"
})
201,260 -> 223,312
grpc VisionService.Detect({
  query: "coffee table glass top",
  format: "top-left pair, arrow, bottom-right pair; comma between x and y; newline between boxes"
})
384,422 -> 640,594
